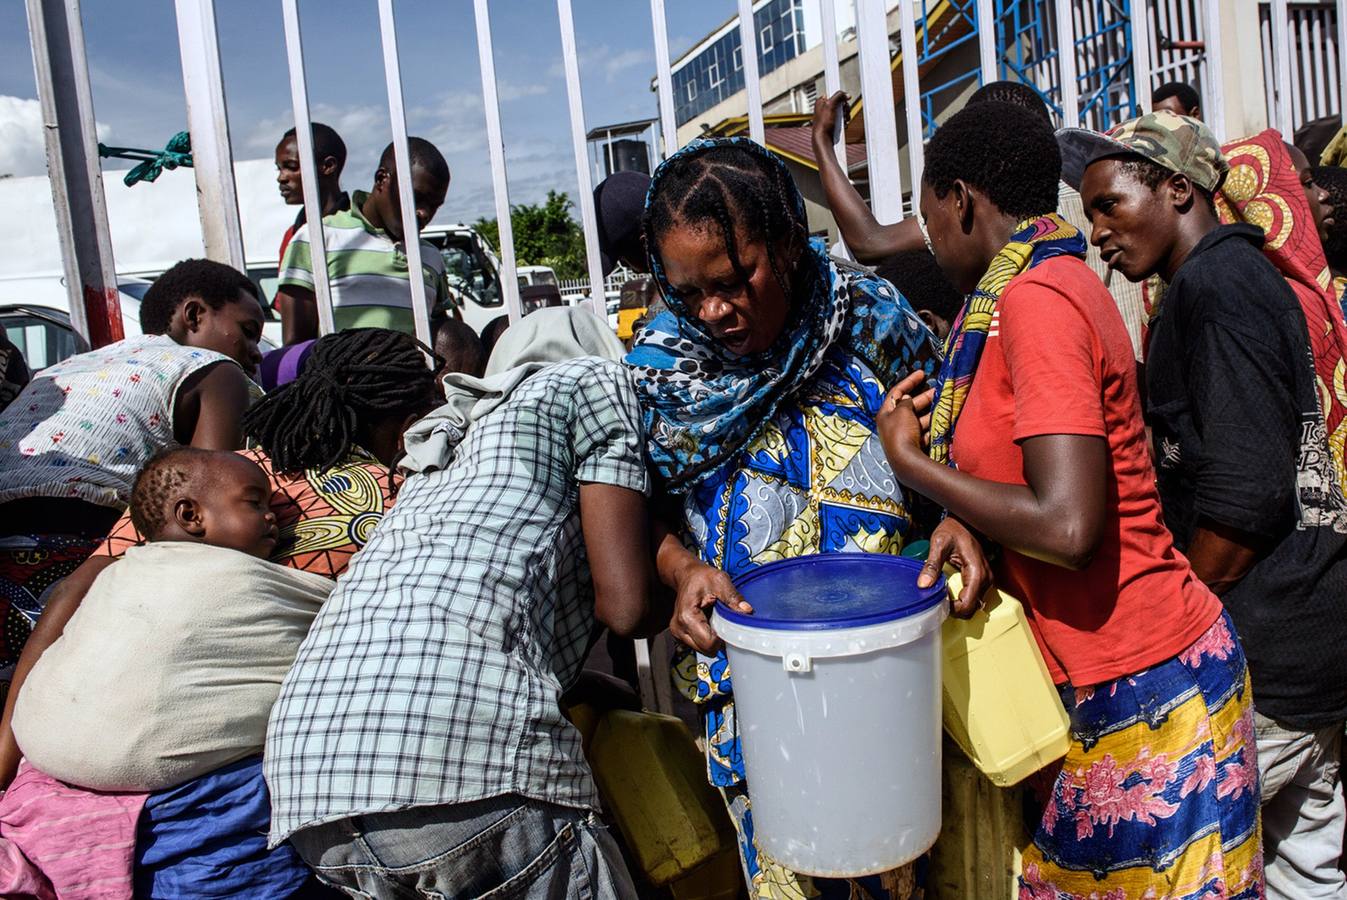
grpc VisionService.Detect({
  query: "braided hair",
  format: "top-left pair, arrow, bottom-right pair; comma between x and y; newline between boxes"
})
243,328 -> 435,473
643,142 -> 810,304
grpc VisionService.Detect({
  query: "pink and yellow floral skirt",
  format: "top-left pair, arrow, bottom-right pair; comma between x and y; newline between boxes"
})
1021,611 -> 1264,900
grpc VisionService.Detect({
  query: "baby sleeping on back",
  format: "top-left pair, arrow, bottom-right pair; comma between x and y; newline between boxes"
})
11,447 -> 333,792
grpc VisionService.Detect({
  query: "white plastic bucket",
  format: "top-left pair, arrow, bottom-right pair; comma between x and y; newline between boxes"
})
712,554 -> 947,878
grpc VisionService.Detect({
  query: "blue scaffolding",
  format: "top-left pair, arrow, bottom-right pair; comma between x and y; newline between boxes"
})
912,0 -> 1143,137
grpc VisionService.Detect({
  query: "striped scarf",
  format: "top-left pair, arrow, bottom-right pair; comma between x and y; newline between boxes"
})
928,214 -> 1088,465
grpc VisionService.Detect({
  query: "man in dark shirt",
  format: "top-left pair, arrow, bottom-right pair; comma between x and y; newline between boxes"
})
1061,112 -> 1347,898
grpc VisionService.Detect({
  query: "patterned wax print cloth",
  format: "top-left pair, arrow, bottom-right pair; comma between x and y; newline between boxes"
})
626,137 -> 940,493
0,334 -> 233,508
1020,612 -> 1263,899
1214,130 -> 1347,505
100,447 -> 397,578
626,137 -> 939,899
927,213 -> 1089,466
0,534 -> 101,704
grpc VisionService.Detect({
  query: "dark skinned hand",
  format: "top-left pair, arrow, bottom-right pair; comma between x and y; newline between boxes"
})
875,372 -> 935,457
811,91 -> 849,145
922,517 -> 993,618
669,561 -> 752,655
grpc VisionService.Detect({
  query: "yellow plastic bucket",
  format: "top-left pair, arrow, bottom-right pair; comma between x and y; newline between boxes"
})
941,573 -> 1070,786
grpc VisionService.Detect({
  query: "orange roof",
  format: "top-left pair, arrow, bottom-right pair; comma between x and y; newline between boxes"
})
704,114 -> 866,173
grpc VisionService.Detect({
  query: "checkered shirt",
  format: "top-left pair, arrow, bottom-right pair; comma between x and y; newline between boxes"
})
264,358 -> 649,844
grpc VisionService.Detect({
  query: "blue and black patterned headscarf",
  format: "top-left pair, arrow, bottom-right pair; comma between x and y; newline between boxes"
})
625,137 -> 938,491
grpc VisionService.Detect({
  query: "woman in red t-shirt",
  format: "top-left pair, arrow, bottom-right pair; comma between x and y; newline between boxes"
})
877,103 -> 1262,897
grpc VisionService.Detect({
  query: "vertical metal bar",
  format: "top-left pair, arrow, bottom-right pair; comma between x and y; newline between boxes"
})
1271,0 -> 1294,135
1310,10 -> 1324,121
737,0 -> 766,144
855,0 -> 904,223
1201,0 -> 1225,139
1313,7 -> 1330,120
472,0 -> 522,325
280,0 -> 335,336
649,0 -> 679,158
1325,2 -> 1340,120
898,0 -> 924,189
1289,9 -> 1305,126
1339,0 -> 1346,125
25,0 -> 121,347
1261,11 -> 1276,129
1130,0 -> 1152,116
556,0 -> 607,318
978,0 -> 997,82
1053,0 -> 1079,124
818,0 -> 846,166
376,0 -> 432,348
173,0 -> 245,273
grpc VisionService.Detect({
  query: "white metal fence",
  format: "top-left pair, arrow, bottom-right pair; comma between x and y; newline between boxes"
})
24,0 -> 1347,350
1261,1 -> 1342,134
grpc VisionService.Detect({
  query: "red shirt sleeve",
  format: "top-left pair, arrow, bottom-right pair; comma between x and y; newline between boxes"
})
999,274 -> 1107,442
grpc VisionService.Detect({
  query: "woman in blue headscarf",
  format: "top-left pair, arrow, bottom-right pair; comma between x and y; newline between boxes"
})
626,138 -> 986,899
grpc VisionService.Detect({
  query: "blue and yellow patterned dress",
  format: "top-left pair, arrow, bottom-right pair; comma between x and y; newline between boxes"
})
627,137 -> 939,899
672,345 -> 926,899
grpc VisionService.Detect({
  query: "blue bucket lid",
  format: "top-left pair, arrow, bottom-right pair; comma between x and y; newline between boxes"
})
718,554 -> 946,632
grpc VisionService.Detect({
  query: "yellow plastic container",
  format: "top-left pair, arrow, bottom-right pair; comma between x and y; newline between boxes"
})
941,573 -> 1070,786
586,709 -> 737,887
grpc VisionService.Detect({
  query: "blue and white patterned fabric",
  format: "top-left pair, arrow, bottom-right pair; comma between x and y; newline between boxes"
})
626,137 -> 940,494
625,137 -> 939,897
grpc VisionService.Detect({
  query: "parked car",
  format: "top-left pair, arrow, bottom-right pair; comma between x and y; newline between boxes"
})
517,265 -> 559,289
0,274 -> 277,372
421,225 -> 506,333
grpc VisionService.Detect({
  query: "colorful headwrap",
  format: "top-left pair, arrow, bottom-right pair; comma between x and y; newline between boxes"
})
625,137 -> 938,491
927,214 -> 1089,465
1216,130 -> 1347,499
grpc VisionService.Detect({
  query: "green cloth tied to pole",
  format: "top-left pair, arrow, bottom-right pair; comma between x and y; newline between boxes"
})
98,131 -> 193,186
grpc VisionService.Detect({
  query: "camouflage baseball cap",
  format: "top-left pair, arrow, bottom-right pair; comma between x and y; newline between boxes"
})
1056,110 -> 1229,193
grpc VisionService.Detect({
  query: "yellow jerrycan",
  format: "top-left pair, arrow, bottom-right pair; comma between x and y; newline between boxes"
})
941,572 -> 1070,786
583,708 -> 738,890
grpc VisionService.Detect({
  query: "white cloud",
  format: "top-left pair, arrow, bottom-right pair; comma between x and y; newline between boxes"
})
242,102 -> 388,164
497,81 -> 548,102
0,94 -> 113,180
547,45 -> 653,83
0,96 -> 47,179
603,48 -> 651,81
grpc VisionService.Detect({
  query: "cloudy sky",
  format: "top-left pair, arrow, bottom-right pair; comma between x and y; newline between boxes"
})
0,1 -> 735,224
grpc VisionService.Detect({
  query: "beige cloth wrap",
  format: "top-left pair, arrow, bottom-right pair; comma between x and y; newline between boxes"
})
12,542 -> 332,791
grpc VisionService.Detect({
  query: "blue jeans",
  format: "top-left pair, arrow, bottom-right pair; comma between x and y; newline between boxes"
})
289,795 -> 638,900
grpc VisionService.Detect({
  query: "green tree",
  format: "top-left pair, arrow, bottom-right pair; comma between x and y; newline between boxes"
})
472,190 -> 588,280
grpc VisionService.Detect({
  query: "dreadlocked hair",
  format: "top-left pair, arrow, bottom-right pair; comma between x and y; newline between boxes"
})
243,328 -> 435,473
643,143 -> 809,304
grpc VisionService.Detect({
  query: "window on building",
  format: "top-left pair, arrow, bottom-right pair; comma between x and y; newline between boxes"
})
760,23 -> 774,54
733,45 -> 742,70
687,78 -> 697,101
708,59 -> 721,88
799,80 -> 818,112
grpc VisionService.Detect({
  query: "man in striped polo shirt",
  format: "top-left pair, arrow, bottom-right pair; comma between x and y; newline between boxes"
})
275,137 -> 453,344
